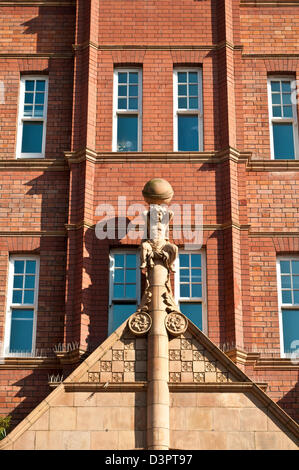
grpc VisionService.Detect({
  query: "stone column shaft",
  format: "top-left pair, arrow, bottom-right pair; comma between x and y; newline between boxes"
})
147,262 -> 170,450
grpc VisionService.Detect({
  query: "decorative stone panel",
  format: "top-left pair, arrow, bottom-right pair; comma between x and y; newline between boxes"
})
168,332 -> 237,384
87,329 -> 147,383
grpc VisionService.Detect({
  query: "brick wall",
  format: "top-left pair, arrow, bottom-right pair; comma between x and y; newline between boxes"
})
0,0 -> 298,431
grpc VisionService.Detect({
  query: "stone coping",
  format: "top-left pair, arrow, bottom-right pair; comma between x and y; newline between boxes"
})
240,0 -> 299,5
0,158 -> 68,171
0,0 -> 75,5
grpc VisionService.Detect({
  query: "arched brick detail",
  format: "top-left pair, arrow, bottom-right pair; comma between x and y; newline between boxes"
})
17,59 -> 49,72
110,49 -> 147,64
272,237 -> 299,254
6,237 -> 40,253
170,49 -> 205,65
264,58 -> 298,74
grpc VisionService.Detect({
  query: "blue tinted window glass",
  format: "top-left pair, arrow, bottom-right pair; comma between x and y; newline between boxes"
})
114,284 -> 125,298
14,260 -> 25,274
25,93 -> 34,104
293,291 -> 299,304
21,121 -> 43,154
12,290 -> 22,304
126,284 -> 136,298
291,260 -> 299,274
23,290 -> 34,304
273,123 -> 295,160
281,275 -> 291,289
34,106 -> 44,118
189,97 -> 198,109
13,276 -> 23,289
35,93 -> 45,105
180,284 -> 190,298
25,276 -> 35,289
191,254 -> 201,268
129,98 -> 138,110
24,106 -> 33,117
282,94 -> 291,105
126,270 -> 136,283
293,276 -> 299,289
9,309 -> 34,353
191,284 -> 202,298
282,309 -> 299,353
283,106 -> 293,118
114,269 -> 124,283
129,73 -> 138,84
272,94 -> 281,105
281,81 -> 291,93
129,85 -> 138,97
36,80 -> 45,92
178,85 -> 187,96
280,260 -> 290,274
118,98 -> 127,110
117,115 -> 138,151
114,254 -> 124,267
272,106 -> 282,117
179,254 -> 189,268
126,254 -> 137,268
178,115 -> 199,151
271,81 -> 280,92
189,72 -> 198,84
282,290 -> 292,304
118,72 -> 127,84
180,269 -> 189,281
109,303 -> 136,335
178,72 -> 187,83
178,97 -> 187,109
180,302 -> 202,330
118,85 -> 127,97
25,80 -> 34,91
26,260 -> 36,274
191,269 -> 201,281
189,84 -> 198,96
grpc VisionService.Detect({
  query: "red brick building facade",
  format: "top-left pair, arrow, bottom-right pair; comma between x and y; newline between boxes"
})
0,0 -> 298,434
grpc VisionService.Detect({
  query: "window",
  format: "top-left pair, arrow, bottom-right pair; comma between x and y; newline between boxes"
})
108,250 -> 140,335
175,251 -> 207,332
277,257 -> 299,356
267,76 -> 299,160
173,68 -> 203,151
113,69 -> 142,152
16,76 -> 48,158
4,256 -> 39,356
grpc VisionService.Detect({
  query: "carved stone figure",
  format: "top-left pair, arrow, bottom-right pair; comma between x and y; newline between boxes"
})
140,204 -> 178,273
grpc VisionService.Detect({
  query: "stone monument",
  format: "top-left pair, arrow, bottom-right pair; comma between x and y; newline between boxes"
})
128,178 -> 188,450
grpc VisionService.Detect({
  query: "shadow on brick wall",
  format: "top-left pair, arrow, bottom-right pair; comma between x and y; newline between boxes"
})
277,372 -> 299,424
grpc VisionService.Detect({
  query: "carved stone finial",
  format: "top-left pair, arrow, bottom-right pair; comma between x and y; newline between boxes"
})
140,179 -> 178,274
142,178 -> 174,205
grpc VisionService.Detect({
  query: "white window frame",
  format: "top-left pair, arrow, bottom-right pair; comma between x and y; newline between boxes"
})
112,68 -> 142,152
3,255 -> 40,357
267,75 -> 299,160
16,75 -> 49,159
108,249 -> 141,335
174,250 -> 207,334
173,67 -> 203,152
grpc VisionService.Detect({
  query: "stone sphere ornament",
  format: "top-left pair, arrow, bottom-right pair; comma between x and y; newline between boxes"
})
142,178 -> 174,205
